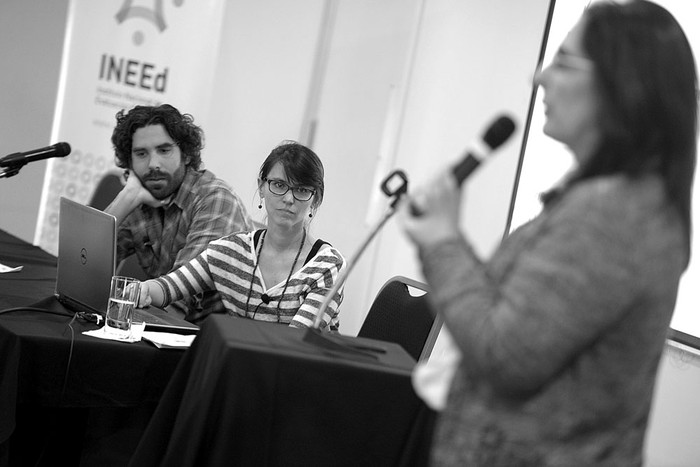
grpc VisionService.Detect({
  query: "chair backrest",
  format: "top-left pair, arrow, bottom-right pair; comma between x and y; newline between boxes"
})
89,171 -> 123,210
89,171 -> 149,281
358,275 -> 441,362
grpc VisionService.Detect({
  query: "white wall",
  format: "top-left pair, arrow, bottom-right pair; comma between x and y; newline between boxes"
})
0,0 -> 68,241
203,0 -> 327,221
289,0 -> 427,334
368,0 -> 550,288
646,346 -> 700,466
204,0 -> 427,335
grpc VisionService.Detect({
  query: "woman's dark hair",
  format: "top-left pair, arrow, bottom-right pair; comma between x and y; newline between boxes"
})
561,0 -> 697,261
258,141 -> 325,208
111,104 -> 204,170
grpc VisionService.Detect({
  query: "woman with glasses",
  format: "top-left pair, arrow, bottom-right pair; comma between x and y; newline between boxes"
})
138,141 -> 346,330
400,1 -> 696,465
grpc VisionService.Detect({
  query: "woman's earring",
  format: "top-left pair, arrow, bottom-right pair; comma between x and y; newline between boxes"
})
308,212 -> 313,218
258,196 -> 264,210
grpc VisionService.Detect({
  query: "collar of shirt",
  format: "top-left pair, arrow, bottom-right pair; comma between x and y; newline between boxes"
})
163,167 -> 202,211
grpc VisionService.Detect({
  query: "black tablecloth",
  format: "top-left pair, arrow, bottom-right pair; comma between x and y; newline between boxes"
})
0,230 -> 186,466
1,229 -> 436,466
130,316 -> 435,466
0,229 -> 56,310
0,300 -> 184,413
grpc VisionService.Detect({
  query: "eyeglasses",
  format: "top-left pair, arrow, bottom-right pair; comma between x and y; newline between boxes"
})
132,143 -> 178,160
548,51 -> 595,72
265,178 -> 316,201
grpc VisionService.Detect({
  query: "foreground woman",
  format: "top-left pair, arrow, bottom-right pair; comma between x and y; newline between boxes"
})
401,1 -> 696,465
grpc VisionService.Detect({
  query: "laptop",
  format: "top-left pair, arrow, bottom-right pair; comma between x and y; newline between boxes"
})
55,197 -> 198,334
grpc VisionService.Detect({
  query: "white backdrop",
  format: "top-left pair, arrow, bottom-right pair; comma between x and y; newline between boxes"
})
34,0 -> 226,255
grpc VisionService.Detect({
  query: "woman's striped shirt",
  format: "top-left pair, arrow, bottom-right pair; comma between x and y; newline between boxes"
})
152,230 -> 346,330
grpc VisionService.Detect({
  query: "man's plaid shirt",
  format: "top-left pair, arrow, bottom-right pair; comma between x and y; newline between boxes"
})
117,168 -> 252,319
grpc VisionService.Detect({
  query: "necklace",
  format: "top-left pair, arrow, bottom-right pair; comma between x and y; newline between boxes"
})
244,228 -> 306,323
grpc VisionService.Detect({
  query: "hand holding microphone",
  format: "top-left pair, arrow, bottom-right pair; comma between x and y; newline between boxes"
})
400,169 -> 464,248
309,114 -> 516,331
400,114 -> 516,246
450,115 -> 516,186
409,115 -> 516,216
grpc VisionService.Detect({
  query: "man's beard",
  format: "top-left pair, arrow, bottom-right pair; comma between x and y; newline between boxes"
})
141,169 -> 175,199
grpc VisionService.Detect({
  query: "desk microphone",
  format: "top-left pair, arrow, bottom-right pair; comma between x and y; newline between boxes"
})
0,142 -> 72,167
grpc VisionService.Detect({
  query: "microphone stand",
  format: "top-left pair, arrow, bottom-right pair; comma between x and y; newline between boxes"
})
1,142 -> 72,179
302,170 -> 408,358
0,165 -> 23,179
0,157 -> 29,178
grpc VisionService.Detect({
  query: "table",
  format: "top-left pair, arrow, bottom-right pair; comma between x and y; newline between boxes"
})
1,229 -> 437,465
130,316 -> 436,466
0,229 -> 186,466
0,229 -> 56,310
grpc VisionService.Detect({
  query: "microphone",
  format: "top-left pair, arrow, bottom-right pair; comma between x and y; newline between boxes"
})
453,115 -> 516,184
411,115 -> 516,216
0,142 -> 72,168
261,294 -> 271,304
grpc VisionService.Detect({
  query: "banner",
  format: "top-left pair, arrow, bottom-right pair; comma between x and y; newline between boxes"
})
35,0 -> 226,254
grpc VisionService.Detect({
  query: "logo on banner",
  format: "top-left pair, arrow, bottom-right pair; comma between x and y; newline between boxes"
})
115,0 -> 184,46
101,1 -> 181,95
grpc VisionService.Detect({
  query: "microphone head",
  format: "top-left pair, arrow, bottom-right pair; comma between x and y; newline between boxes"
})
54,142 -> 72,157
261,293 -> 271,304
483,115 -> 516,150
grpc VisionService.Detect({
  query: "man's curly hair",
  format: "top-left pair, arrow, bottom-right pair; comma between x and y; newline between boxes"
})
111,104 -> 204,170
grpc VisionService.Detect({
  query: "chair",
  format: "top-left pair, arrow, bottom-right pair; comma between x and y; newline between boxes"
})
358,276 -> 441,362
88,171 -> 148,281
88,170 -> 124,210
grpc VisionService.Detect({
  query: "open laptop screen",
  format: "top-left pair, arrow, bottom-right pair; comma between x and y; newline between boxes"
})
54,197 -> 198,333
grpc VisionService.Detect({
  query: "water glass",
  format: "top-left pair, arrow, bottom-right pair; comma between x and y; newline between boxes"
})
105,275 -> 140,337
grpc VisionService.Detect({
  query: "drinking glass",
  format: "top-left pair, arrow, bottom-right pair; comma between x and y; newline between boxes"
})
105,275 -> 140,337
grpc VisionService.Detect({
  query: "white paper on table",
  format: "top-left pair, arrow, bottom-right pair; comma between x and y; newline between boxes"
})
83,322 -> 145,343
141,331 -> 196,349
0,262 -> 23,273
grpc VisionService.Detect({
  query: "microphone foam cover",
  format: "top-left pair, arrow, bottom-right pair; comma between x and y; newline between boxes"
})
55,142 -> 72,157
483,115 -> 516,150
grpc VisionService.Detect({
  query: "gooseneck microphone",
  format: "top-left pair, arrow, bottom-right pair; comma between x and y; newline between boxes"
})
307,113 -> 517,332
411,115 -> 516,216
0,142 -> 72,168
